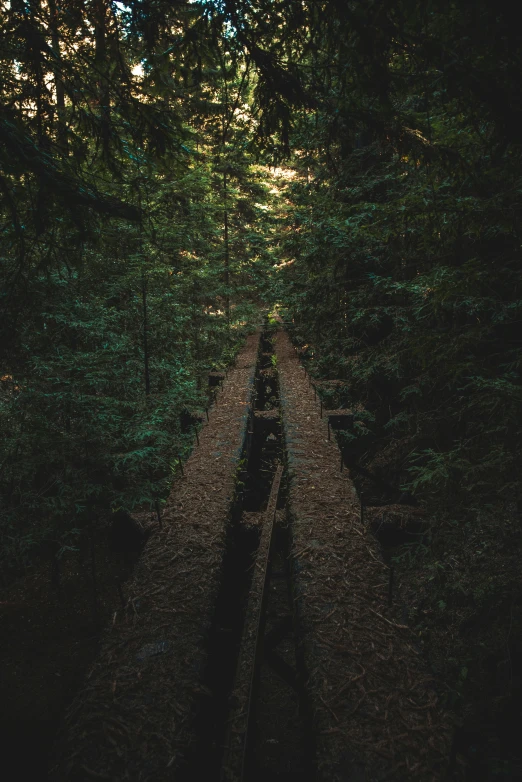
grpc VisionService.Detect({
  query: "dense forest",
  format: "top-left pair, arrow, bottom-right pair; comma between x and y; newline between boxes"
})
1,1 -> 522,779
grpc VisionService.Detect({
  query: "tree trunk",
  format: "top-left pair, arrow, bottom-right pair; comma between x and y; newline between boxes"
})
90,531 -> 99,621
142,273 -> 151,395
48,0 -> 67,150
94,0 -> 111,157
223,171 -> 230,321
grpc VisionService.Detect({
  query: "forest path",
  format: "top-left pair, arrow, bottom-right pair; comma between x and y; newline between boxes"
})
276,329 -> 452,781
52,326 -> 452,782
52,331 -> 261,781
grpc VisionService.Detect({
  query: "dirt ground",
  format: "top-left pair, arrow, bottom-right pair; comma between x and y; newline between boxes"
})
276,329 -> 452,781
50,332 -> 260,781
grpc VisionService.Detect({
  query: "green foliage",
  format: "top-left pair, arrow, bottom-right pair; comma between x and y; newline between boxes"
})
2,0 -> 521,586
272,0 -> 522,517
0,1 -> 279,573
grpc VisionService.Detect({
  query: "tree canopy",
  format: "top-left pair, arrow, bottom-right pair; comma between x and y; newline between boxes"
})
1,7 -> 522,749
2,2 -> 522,774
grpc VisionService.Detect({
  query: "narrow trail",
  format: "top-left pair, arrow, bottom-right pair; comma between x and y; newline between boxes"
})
53,332 -> 261,781
53,326 -> 452,781
276,330 -> 452,781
